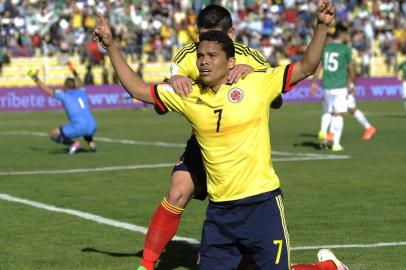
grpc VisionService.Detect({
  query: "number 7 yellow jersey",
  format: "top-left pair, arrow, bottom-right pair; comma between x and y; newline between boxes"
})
152,64 -> 294,202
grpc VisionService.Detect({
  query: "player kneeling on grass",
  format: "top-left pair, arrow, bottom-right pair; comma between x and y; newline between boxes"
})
94,1 -> 350,269
28,68 -> 97,154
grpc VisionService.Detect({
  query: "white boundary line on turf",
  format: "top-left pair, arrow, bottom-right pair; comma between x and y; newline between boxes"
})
0,193 -> 198,244
0,131 -> 185,148
0,131 -> 351,154
1,193 -> 405,251
0,131 -> 351,176
0,163 -> 174,176
0,152 -> 349,176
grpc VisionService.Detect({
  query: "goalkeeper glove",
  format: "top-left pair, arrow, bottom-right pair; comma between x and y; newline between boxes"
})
28,69 -> 39,81
68,62 -> 78,77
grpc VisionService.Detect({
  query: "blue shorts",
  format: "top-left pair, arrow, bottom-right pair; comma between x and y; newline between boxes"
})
61,121 -> 97,139
172,135 -> 207,200
198,189 -> 290,270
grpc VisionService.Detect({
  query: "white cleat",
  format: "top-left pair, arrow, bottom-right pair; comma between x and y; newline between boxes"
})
68,141 -> 80,155
317,249 -> 349,270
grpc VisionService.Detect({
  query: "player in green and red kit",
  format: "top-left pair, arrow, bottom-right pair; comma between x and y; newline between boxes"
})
311,24 -> 376,151
397,60 -> 406,108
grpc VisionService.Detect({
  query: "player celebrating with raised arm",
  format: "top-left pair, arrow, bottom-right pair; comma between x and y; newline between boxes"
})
94,1 -> 348,269
138,5 -> 284,270
28,67 -> 97,154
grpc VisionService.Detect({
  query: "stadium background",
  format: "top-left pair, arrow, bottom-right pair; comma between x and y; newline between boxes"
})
0,0 -> 405,87
1,1 -> 406,270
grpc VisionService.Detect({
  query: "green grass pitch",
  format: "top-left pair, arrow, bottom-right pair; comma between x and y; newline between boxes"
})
0,100 -> 405,270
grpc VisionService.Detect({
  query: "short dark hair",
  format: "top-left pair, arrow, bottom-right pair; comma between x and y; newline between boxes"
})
197,5 -> 232,32
333,23 -> 348,38
198,30 -> 235,59
64,77 -> 76,90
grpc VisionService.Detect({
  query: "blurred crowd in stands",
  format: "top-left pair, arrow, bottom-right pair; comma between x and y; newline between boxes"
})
0,0 -> 405,77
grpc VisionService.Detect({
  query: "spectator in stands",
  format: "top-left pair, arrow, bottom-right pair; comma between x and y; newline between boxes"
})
86,38 -> 103,66
102,64 -> 109,85
0,0 -> 404,79
84,65 -> 95,85
31,32 -> 42,56
0,45 -> 4,75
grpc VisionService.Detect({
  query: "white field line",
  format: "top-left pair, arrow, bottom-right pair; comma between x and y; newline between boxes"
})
0,163 -> 174,176
0,154 -> 350,176
1,193 -> 404,251
0,131 -> 184,148
301,110 -> 406,117
0,131 -> 350,176
0,193 -> 198,244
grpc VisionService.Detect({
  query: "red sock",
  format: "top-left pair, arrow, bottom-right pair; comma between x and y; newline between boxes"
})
140,197 -> 183,270
293,260 -> 337,270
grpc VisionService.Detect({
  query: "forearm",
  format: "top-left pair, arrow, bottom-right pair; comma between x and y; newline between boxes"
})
300,23 -> 328,77
71,68 -> 84,87
36,80 -> 54,96
105,43 -> 153,103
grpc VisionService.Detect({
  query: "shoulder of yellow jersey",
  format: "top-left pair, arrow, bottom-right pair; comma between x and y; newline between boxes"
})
172,42 -> 198,65
233,42 -> 269,66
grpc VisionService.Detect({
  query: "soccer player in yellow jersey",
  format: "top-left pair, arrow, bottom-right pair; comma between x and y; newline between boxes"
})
94,1 -> 349,269
141,5 -> 284,270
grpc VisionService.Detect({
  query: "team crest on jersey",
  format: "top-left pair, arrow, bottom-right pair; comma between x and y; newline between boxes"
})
228,88 -> 244,103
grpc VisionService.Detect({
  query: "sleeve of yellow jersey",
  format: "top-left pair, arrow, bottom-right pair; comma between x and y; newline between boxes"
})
150,83 -> 186,115
262,64 -> 295,102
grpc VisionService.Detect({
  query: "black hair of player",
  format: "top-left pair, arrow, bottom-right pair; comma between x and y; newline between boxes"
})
197,5 -> 232,32
64,77 -> 76,90
198,30 -> 235,59
333,23 -> 348,39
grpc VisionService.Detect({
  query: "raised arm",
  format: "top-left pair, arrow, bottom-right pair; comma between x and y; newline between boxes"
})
93,13 -> 154,103
68,63 -> 84,88
290,0 -> 335,85
28,69 -> 53,96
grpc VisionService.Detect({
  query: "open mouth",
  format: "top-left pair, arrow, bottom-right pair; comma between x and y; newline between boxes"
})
200,68 -> 211,76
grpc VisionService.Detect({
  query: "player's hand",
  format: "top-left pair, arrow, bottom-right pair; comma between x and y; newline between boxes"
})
169,75 -> 193,98
227,64 -> 253,84
93,13 -> 113,49
316,0 -> 335,26
310,82 -> 318,96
